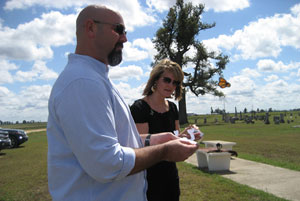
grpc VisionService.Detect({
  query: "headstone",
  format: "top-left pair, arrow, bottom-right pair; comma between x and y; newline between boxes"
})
280,114 -> 285,123
273,116 -> 280,124
203,117 -> 207,124
215,118 -> 218,124
230,117 -> 235,124
235,107 -> 238,118
194,118 -> 198,124
225,114 -> 230,123
265,112 -> 270,124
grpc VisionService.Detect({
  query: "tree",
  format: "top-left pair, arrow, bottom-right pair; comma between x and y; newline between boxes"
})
152,0 -> 229,124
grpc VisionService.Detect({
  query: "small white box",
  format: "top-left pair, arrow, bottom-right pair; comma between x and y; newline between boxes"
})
196,150 -> 231,171
202,140 -> 236,150
196,150 -> 208,168
207,152 -> 231,171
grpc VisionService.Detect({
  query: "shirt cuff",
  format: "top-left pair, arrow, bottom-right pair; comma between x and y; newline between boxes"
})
117,146 -> 136,180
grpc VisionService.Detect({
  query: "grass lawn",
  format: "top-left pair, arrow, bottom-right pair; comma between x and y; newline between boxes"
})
0,131 -> 51,201
0,113 -> 299,201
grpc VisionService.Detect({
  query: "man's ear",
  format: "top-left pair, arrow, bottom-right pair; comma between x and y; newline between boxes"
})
85,19 -> 97,38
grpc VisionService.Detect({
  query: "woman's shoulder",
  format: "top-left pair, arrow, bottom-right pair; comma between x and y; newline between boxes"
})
167,100 -> 178,112
167,100 -> 177,107
131,99 -> 149,110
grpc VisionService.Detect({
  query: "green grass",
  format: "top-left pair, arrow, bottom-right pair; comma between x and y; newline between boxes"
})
0,113 -> 299,201
178,162 -> 288,201
0,131 -> 51,201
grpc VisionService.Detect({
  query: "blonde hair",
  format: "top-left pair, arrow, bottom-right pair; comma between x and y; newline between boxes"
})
143,59 -> 184,100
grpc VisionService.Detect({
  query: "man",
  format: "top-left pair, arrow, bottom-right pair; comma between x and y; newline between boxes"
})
47,5 -> 198,201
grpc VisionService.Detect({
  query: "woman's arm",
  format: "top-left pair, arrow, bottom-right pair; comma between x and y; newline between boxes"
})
135,122 -> 149,134
136,122 -> 178,146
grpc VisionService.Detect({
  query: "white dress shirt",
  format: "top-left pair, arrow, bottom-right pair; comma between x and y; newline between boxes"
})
47,54 -> 147,201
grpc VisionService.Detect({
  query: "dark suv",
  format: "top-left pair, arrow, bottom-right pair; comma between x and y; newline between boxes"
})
0,129 -> 11,151
0,128 -> 28,148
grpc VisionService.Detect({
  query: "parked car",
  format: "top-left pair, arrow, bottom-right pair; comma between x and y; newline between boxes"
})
0,129 -> 11,151
0,128 -> 28,148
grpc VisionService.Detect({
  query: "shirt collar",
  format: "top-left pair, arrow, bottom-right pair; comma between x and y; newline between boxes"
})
68,53 -> 109,76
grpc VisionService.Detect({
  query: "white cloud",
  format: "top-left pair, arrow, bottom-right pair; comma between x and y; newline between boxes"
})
264,74 -> 279,82
112,82 -> 144,105
0,60 -> 19,84
146,0 -> 250,13
0,86 -> 11,97
123,41 -> 150,61
0,11 -> 76,61
109,65 -> 144,81
203,6 -> 300,60
198,0 -> 250,12
132,37 -> 157,60
297,68 -> 300,77
0,85 -> 51,122
227,75 -> 256,97
257,59 -> 300,72
291,3 -> 300,16
14,60 -> 58,82
240,67 -> 261,78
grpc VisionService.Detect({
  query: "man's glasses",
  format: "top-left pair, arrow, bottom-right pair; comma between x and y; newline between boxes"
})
93,20 -> 127,35
162,77 -> 181,87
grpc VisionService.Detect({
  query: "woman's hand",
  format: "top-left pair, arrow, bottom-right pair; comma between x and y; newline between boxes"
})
179,124 -> 203,141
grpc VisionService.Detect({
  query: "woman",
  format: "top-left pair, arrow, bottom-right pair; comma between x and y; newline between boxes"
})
130,58 -> 200,201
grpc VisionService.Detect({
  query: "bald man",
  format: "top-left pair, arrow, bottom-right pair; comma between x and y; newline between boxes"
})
47,5 -> 198,201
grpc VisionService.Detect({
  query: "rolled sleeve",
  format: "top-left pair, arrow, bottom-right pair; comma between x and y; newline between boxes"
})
117,146 -> 136,179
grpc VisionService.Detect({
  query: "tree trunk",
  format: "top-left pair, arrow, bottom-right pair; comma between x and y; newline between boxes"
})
179,89 -> 188,125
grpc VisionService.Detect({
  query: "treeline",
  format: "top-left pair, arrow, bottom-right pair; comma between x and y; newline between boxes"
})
211,107 -> 300,115
0,120 -> 42,125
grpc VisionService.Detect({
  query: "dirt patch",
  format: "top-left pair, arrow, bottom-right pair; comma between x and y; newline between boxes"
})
26,129 -> 47,133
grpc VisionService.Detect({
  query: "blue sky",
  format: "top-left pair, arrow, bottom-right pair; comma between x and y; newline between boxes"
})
0,0 -> 300,122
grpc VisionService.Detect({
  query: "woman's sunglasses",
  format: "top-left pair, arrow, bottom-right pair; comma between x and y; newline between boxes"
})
93,20 -> 127,35
162,77 -> 181,87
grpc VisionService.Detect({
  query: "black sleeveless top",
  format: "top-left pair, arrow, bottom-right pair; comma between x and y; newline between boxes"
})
130,99 -> 180,201
130,99 -> 179,134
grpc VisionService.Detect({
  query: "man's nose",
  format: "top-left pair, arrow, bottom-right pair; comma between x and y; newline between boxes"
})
119,33 -> 127,43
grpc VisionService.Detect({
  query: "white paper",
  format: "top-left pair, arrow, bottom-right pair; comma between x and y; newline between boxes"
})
173,130 -> 179,137
180,137 -> 197,144
187,128 -> 196,141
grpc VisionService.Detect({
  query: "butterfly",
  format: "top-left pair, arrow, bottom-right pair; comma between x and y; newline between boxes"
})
218,77 -> 231,88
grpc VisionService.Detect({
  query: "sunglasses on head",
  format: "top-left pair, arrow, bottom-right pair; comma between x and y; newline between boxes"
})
93,20 -> 127,35
162,77 -> 181,87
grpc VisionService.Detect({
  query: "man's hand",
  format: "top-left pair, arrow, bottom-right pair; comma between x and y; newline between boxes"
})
150,132 -> 178,145
130,137 -> 198,175
163,138 -> 199,162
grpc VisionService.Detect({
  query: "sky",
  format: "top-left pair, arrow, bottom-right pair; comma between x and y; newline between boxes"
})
0,0 -> 300,122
